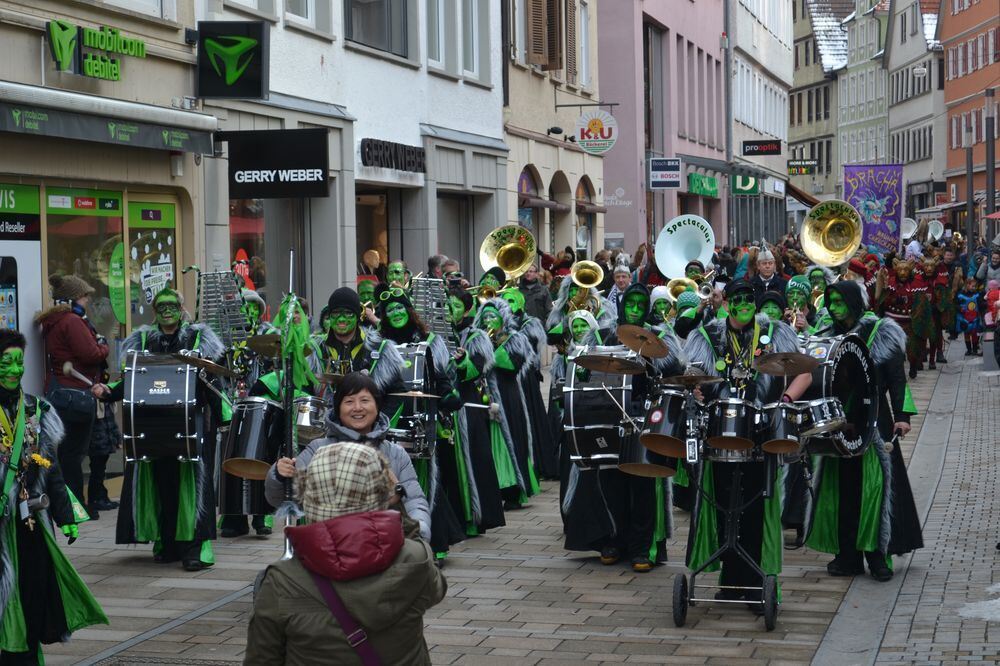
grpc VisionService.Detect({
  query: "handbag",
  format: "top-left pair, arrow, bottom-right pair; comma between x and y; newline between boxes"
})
309,571 -> 382,666
45,360 -> 95,424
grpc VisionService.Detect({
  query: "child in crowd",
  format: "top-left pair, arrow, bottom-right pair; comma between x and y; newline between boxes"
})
955,277 -> 984,356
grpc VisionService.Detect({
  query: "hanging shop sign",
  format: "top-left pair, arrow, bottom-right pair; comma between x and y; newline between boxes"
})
0,184 -> 40,241
742,140 -> 782,156
687,173 -> 718,198
787,159 -> 818,176
649,158 -> 682,190
731,175 -> 762,195
196,21 -> 270,100
575,110 -> 618,155
46,19 -> 147,81
360,139 -> 426,173
224,128 -> 330,199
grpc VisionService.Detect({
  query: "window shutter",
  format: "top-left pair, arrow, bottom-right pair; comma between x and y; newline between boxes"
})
542,0 -> 563,71
565,0 -> 577,83
526,0 -> 548,65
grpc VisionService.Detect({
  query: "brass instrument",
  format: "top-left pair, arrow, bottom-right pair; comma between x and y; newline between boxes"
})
476,225 -> 536,303
653,214 -> 717,279
665,277 -> 698,305
800,199 -> 864,267
568,260 -> 604,313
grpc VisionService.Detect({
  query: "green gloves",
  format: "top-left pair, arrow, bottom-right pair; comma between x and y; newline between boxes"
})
62,524 -> 78,543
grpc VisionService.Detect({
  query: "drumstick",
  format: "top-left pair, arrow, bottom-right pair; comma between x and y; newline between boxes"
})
62,362 -> 94,387
599,384 -> 639,429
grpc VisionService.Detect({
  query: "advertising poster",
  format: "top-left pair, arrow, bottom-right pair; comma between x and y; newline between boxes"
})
843,164 -> 903,256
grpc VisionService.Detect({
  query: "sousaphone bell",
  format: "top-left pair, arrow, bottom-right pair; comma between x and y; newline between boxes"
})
800,200 -> 863,267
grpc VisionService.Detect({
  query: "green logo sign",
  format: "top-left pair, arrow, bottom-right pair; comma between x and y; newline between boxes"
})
161,130 -> 169,145
204,36 -> 258,85
10,109 -> 20,128
107,122 -> 116,138
731,175 -> 762,196
48,19 -> 78,72
688,173 -> 719,198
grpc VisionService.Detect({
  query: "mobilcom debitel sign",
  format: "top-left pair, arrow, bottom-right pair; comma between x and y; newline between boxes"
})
47,19 -> 147,81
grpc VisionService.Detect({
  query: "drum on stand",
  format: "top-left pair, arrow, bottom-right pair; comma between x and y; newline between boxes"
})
390,343 -> 438,460
563,345 -> 636,469
123,351 -> 199,462
619,419 -> 675,478
639,389 -> 687,458
221,397 -> 285,480
760,402 -> 803,455
705,398 -> 758,451
799,335 -> 877,457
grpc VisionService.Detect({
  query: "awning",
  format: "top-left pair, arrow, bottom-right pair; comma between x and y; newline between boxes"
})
0,80 -> 216,154
576,200 -> 607,214
677,153 -> 773,181
986,211 -> 1000,221
785,181 -> 820,208
916,201 -> 966,214
518,194 -> 570,212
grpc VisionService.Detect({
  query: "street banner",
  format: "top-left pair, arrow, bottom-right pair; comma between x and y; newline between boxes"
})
843,164 -> 903,257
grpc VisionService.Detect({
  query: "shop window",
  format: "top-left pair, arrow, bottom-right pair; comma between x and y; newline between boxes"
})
105,0 -> 176,20
229,199 -> 267,294
345,0 -> 408,58
127,202 -> 178,329
517,168 -> 542,238
575,179 -> 594,258
45,188 -> 125,342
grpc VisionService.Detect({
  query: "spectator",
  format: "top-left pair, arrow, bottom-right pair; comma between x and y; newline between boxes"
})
246,442 -> 446,666
428,254 -> 448,278
518,264 -> 553,321
975,250 -> 1000,285
607,263 -> 632,317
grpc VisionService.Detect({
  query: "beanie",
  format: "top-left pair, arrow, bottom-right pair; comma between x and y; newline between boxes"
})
327,287 -> 361,317
676,290 -> 701,312
786,275 -> 811,299
49,274 -> 94,303
650,285 -> 671,305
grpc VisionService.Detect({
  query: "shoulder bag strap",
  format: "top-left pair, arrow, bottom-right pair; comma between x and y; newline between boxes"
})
308,571 -> 382,666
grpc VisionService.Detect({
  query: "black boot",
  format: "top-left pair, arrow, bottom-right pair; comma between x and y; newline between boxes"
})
827,552 -> 864,576
936,351 -> 948,364
908,366 -> 918,379
865,551 -> 893,582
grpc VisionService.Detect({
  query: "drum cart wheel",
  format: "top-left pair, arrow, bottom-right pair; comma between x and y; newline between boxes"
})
672,574 -> 689,627
762,575 -> 778,631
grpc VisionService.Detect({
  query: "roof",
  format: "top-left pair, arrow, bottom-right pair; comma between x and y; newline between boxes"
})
807,0 -> 855,73
921,0 -> 940,49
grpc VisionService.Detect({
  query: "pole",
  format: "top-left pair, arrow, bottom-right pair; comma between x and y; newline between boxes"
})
985,87 -> 996,241
723,0 -> 734,244
281,248 -> 297,560
965,126 -> 975,263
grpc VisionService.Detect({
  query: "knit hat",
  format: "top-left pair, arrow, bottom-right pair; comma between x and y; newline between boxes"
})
676,290 -> 701,312
49,274 -> 94,302
567,309 -> 598,332
481,266 -> 506,286
724,278 -> 754,298
242,289 -> 265,310
759,290 -> 786,310
684,260 -> 705,275
327,287 -> 361,317
650,285 -> 671,305
297,443 -> 393,523
786,275 -> 811,298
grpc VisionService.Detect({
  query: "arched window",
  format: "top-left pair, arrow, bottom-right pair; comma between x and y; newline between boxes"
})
516,168 -> 542,237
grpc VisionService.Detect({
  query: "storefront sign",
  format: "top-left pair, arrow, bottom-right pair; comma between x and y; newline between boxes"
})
196,21 -> 270,100
575,110 -> 618,155
129,203 -> 176,305
649,158 -> 681,190
687,173 -> 718,198
47,19 -> 147,81
843,164 -> 903,256
742,140 -> 782,156
360,139 -> 426,173
46,188 -> 122,217
731,175 -> 761,195
0,184 -> 40,241
787,159 -> 818,176
224,128 -> 330,199
108,242 -> 126,324
0,102 -> 213,153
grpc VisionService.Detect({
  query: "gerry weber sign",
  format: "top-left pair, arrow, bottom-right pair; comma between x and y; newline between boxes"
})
222,129 -> 329,199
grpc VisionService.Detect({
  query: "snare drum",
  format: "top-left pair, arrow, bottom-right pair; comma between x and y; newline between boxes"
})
705,398 -> 758,451
385,415 -> 435,460
123,352 -> 199,462
702,445 -> 759,463
390,343 -> 439,460
563,346 -> 634,469
797,397 -> 846,437
639,389 -> 687,458
760,402 -> 802,455
222,397 -> 284,480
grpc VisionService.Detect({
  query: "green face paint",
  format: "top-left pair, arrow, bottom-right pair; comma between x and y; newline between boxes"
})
652,299 -> 671,320
384,302 -> 409,329
242,301 -> 262,324
728,292 -> 756,326
154,296 -> 181,328
330,309 -> 358,336
786,290 -> 808,310
387,262 -> 406,285
809,271 -> 826,291
480,274 -> 501,289
760,301 -> 783,321
480,308 -> 502,331
623,293 -> 649,325
0,348 -> 24,391
502,288 -> 525,313
827,291 -> 850,322
568,285 -> 581,302
358,281 -> 375,303
570,317 -> 591,342
446,296 -> 467,324
685,267 -> 702,280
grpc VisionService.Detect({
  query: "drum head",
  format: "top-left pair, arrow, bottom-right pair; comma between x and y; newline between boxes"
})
618,462 -> 676,478
761,438 -> 800,454
804,335 -> 877,455
639,433 -> 686,458
222,458 -> 272,481
706,435 -> 756,451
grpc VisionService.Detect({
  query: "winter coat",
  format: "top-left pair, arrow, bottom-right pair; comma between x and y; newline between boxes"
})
264,413 -> 432,541
975,259 -> 1000,284
518,278 -> 553,322
35,305 -> 108,390
245,510 -> 446,666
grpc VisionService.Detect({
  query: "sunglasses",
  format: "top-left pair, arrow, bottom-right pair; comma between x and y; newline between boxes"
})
379,287 -> 405,301
155,302 -> 180,314
728,293 -> 755,306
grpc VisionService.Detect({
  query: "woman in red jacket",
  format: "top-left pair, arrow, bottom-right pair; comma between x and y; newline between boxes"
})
35,275 -> 109,515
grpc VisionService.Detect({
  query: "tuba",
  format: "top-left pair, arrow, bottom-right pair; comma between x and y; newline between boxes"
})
653,214 -> 717,280
928,219 -> 945,242
568,260 -> 604,313
800,199 -> 863,267
476,225 -> 536,302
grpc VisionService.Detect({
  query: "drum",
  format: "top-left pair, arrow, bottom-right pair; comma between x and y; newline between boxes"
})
619,425 -> 675,478
293,396 -> 327,443
222,397 -> 285,480
390,343 -> 438,459
797,397 -> 846,437
385,416 -> 435,460
760,402 -> 802,455
705,398 -> 758,451
123,352 -> 199,462
563,345 -> 635,469
639,389 -> 687,457
799,335 -> 877,457
702,445 -> 759,463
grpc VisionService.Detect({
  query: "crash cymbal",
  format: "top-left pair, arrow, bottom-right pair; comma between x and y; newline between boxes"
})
246,334 -> 282,357
171,353 -> 236,379
659,374 -> 725,389
389,390 -> 440,400
754,352 -> 820,377
616,324 -> 670,359
573,354 -> 646,375
318,373 -> 345,386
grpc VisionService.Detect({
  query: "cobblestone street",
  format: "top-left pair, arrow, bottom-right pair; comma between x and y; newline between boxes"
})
43,342 -> 996,665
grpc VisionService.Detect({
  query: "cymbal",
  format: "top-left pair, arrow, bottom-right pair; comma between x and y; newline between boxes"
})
616,324 -> 669,359
318,373 -> 345,386
659,374 -> 725,388
171,353 -> 236,379
573,354 -> 646,375
390,390 -> 440,400
246,334 -> 282,357
754,352 -> 820,377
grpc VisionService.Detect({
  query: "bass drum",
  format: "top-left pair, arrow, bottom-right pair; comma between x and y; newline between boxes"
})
563,346 -> 634,469
799,335 -> 878,457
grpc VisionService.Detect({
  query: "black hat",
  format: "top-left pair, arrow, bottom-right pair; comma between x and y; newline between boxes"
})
684,260 -> 705,274
759,290 -> 786,310
724,278 -> 754,298
327,287 -> 361,317
448,287 -> 474,312
481,266 -> 506,286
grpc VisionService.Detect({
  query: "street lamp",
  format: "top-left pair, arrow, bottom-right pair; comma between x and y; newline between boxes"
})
985,88 -> 996,241
965,124 -> 975,254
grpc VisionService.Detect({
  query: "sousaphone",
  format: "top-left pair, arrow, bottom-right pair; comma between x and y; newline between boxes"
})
800,200 -> 863,267
654,214 -> 716,279
928,219 -> 945,242
478,225 -> 536,299
901,217 -> 918,240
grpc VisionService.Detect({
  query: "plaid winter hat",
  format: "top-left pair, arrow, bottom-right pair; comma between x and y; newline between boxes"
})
297,443 -> 393,523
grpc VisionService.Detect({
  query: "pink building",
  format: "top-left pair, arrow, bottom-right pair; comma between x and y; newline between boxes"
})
598,0 -> 728,254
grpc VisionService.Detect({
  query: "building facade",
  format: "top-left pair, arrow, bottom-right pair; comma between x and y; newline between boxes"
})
598,0 -> 728,252
884,0 -> 946,219
0,0 -> 214,394
938,0 -> 999,236
504,0 -> 605,259
730,0 -> 793,242
838,1 -> 890,191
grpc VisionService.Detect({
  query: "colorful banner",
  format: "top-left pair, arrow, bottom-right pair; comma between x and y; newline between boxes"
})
843,164 -> 904,256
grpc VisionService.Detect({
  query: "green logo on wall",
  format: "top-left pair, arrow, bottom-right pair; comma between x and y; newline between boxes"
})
10,109 -> 21,127
107,122 -> 116,138
48,20 -> 78,72
161,130 -> 170,145
204,36 -> 258,85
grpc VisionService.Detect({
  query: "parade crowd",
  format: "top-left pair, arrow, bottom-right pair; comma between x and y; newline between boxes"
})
0,218 -> 997,663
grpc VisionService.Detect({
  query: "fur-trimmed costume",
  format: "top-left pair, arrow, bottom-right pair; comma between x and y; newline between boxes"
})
546,278 -> 617,345
111,323 -> 223,567
512,311 -> 558,479
0,391 -> 107,659
312,328 -> 406,407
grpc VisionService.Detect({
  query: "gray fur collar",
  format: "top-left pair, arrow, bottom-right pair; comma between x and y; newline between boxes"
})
119,322 -> 225,366
365,330 -> 405,393
857,313 -> 907,367
452,406 -> 481,525
461,328 -> 495,376
426,332 -> 455,383
649,324 -> 688,377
